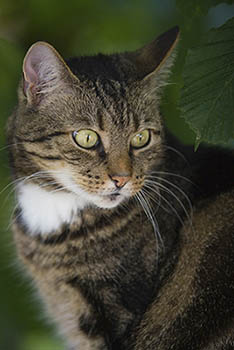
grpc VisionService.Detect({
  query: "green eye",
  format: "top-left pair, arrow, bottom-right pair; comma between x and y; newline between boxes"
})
130,130 -> 150,149
73,129 -> 99,149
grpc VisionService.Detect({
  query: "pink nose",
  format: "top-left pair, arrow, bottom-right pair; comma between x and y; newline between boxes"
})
109,175 -> 131,188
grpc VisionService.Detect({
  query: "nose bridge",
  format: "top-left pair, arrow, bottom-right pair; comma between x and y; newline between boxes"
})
107,147 -> 132,177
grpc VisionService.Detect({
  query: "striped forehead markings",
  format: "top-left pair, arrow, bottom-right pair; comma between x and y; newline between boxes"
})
92,79 -> 132,128
92,79 -> 152,130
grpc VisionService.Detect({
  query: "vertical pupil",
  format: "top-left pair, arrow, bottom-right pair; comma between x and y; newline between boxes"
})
87,134 -> 90,143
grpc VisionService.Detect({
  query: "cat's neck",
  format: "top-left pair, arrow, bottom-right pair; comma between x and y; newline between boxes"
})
17,183 -> 89,235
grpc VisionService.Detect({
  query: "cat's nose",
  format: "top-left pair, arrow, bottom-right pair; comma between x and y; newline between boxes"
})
109,175 -> 131,189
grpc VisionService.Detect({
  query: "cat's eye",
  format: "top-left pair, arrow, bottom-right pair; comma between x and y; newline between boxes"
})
130,130 -> 150,149
72,129 -> 99,149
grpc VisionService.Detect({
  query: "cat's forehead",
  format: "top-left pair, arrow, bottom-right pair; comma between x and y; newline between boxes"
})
66,54 -> 158,129
69,80 -> 157,134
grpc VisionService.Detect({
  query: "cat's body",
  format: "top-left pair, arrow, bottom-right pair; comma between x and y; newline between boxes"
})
7,27 -> 234,349
131,187 -> 234,350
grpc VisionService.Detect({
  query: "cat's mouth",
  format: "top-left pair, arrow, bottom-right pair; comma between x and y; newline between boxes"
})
53,172 -> 128,209
104,192 -> 121,201
96,191 -> 126,209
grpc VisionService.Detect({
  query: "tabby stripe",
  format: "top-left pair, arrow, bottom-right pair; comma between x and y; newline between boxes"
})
132,111 -> 140,131
93,81 -> 108,109
102,80 -> 123,105
119,100 -> 126,126
125,104 -> 131,127
97,111 -> 104,131
26,151 -> 62,161
119,83 -> 126,98
64,159 -> 81,165
16,131 -> 67,143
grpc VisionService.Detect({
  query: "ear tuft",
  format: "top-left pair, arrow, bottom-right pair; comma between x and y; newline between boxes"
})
23,42 -> 73,104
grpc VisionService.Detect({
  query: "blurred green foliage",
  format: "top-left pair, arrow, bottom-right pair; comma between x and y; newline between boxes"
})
0,1 -> 234,349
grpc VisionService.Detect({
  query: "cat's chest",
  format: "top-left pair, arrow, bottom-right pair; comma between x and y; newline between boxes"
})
17,184 -> 88,235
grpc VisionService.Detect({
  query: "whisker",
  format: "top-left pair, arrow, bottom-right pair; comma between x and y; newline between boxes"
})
0,169 -> 69,211
0,142 -> 25,153
148,170 -> 195,186
153,181 -> 191,222
135,190 -> 163,258
7,202 -> 20,231
146,175 -> 193,215
144,183 -> 185,227
0,177 -> 24,196
142,186 -> 166,214
144,179 -> 193,228
162,145 -> 188,164
140,190 -> 162,247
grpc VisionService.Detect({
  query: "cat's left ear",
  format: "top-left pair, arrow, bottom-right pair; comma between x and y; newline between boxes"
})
127,26 -> 180,87
22,42 -> 77,105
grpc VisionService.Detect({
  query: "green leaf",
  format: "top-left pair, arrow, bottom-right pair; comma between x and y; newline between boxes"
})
176,0 -> 234,17
179,17 -> 234,147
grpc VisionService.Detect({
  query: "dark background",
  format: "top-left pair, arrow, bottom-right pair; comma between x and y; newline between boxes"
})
0,1 -> 234,349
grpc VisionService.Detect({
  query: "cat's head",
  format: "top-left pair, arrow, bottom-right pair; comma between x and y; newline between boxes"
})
9,27 -> 179,210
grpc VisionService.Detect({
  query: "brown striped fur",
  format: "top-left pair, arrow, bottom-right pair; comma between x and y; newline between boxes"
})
7,27 -> 234,349
130,189 -> 234,350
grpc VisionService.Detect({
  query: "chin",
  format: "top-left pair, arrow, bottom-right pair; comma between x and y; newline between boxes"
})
93,194 -> 127,209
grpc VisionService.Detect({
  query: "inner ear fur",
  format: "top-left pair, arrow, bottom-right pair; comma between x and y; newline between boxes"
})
22,41 -> 78,105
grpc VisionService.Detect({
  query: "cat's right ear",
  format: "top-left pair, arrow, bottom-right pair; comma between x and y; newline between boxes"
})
22,42 -> 77,105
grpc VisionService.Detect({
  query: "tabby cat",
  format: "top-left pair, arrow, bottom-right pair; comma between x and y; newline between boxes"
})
7,27 -> 234,350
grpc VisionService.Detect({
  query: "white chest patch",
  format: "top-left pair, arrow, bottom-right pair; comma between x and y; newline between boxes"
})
17,184 -> 88,236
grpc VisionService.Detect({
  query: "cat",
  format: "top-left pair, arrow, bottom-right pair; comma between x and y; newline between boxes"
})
7,26 -> 234,350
